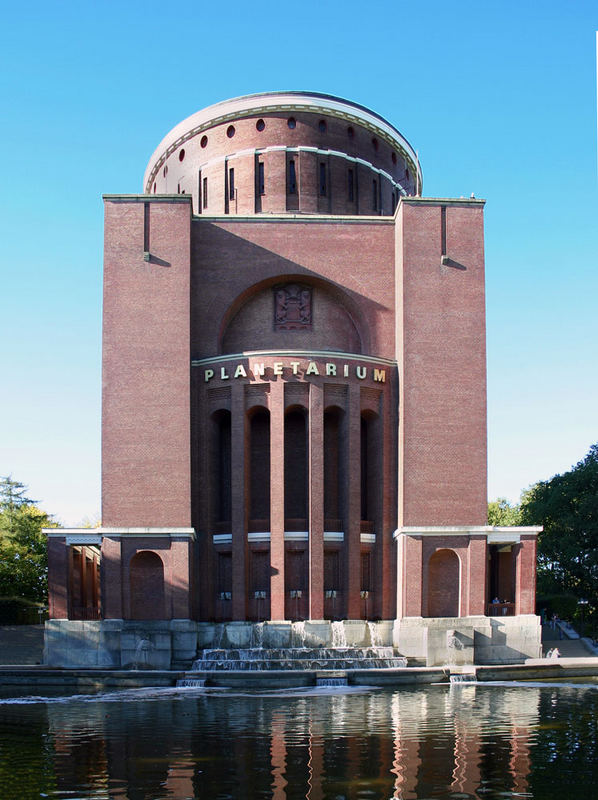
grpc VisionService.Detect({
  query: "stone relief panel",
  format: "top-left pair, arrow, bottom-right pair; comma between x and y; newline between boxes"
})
274,284 -> 312,331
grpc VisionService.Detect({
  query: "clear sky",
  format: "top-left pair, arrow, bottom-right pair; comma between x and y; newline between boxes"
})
0,1 -> 596,525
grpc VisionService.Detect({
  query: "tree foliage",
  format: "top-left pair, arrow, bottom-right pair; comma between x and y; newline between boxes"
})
520,444 -> 598,624
0,476 -> 57,603
488,497 -> 521,526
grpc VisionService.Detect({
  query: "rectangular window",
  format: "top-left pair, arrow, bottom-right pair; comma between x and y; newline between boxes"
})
348,169 -> 354,202
372,179 -> 378,211
203,176 -> 208,209
258,161 -> 265,195
319,162 -> 327,196
229,168 -> 235,201
288,159 -> 297,194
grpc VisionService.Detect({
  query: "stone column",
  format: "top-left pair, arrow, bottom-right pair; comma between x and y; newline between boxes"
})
47,537 -> 69,619
346,383 -> 361,619
308,382 -> 324,619
170,537 -> 192,618
466,535 -> 487,616
101,536 -> 123,619
270,379 -> 285,619
515,535 -> 537,615
231,382 -> 247,620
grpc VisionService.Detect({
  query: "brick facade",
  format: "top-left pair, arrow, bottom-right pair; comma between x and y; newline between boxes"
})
46,92 -> 539,636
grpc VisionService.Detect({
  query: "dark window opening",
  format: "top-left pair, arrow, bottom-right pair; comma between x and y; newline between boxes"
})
287,117 -> 296,129
347,126 -> 354,138
372,179 -> 378,211
179,148 -> 185,162
318,119 -> 327,133
371,137 -> 378,151
256,118 -> 265,131
203,176 -> 208,209
226,125 -> 235,138
319,162 -> 327,196
200,135 -> 208,148
348,169 -> 354,202
229,167 -> 235,201
288,159 -> 297,194
258,161 -> 265,195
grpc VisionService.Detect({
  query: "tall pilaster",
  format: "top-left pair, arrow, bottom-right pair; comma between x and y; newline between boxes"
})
270,379 -> 285,619
346,383 -> 361,618
231,382 -> 247,620
308,383 -> 324,619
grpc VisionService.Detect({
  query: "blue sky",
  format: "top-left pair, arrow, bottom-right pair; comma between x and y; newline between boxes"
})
0,1 -> 596,524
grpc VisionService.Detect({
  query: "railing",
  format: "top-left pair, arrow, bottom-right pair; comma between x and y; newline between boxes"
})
70,606 -> 101,621
487,602 -> 515,617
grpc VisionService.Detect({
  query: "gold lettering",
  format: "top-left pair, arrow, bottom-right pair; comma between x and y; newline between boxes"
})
373,368 -> 386,383
326,363 -> 337,376
234,364 -> 247,378
204,369 -> 214,382
306,361 -> 320,375
273,362 -> 283,375
356,366 -> 367,380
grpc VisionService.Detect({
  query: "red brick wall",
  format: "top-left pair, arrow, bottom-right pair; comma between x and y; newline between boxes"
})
151,111 -> 415,211
396,199 -> 487,527
191,217 -> 396,359
102,197 -> 192,526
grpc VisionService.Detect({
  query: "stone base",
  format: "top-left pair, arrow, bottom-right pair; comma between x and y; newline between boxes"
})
44,619 -> 394,668
393,615 -> 542,666
44,619 -> 198,669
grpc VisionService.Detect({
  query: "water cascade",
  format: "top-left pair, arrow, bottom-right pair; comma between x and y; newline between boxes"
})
190,646 -> 407,671
176,678 -> 206,688
449,673 -> 477,684
316,675 -> 349,687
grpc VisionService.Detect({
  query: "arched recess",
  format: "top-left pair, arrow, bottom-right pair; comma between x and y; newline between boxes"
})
219,274 -> 369,355
324,405 -> 345,530
360,410 -> 380,528
248,406 -> 270,531
427,549 -> 460,618
284,405 -> 308,528
130,551 -> 166,620
210,409 -> 231,531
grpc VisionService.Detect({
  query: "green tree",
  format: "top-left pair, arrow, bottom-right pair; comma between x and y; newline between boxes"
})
0,474 -> 35,535
0,477 -> 57,602
521,443 -> 598,626
488,497 -> 521,526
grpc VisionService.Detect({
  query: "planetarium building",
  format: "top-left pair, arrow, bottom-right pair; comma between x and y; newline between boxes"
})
45,92 -> 541,668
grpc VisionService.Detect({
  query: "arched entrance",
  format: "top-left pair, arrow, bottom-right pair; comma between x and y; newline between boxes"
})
427,549 -> 460,617
129,551 -> 165,620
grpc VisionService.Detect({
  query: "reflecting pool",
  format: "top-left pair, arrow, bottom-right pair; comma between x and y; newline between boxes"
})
1,680 -> 597,799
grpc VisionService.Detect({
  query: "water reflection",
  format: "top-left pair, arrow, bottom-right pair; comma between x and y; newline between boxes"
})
0,683 -> 597,799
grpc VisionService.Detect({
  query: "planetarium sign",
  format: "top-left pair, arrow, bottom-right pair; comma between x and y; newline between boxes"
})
193,352 -> 395,385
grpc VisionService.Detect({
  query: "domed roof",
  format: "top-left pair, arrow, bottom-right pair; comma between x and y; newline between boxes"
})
143,91 -> 421,194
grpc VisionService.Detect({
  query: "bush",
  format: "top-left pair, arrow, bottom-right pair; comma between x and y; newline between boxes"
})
0,596 -> 47,625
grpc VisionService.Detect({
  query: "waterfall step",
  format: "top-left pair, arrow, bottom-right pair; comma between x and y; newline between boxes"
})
191,646 -> 407,672
176,678 -> 206,688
